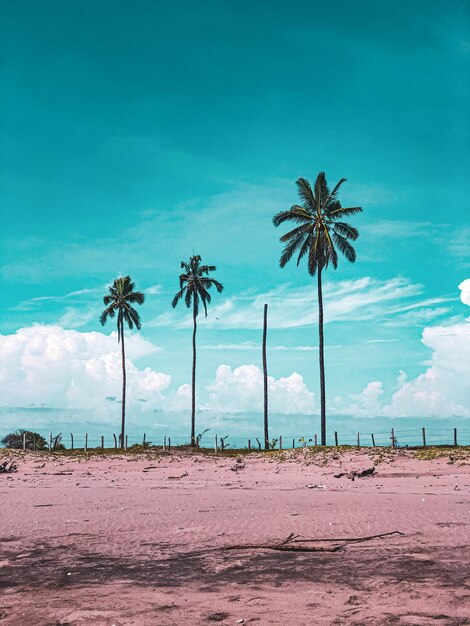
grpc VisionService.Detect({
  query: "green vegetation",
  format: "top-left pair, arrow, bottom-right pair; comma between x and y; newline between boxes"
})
1,429 -> 48,450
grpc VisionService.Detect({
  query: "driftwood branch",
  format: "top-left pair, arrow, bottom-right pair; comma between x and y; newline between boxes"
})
224,531 -> 404,553
0,460 -> 17,474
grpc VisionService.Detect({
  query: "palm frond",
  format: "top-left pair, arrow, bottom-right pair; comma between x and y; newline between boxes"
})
296,178 -> 317,211
126,291 -> 145,305
333,222 -> 359,240
328,205 -> 362,219
332,232 -> 356,262
273,207 -> 311,227
172,287 -> 186,309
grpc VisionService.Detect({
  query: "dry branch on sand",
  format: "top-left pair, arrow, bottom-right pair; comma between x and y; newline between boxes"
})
0,460 -> 17,473
224,531 -> 404,553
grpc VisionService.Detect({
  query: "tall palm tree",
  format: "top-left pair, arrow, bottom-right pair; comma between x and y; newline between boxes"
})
100,276 -> 145,448
273,172 -> 362,446
172,255 -> 224,446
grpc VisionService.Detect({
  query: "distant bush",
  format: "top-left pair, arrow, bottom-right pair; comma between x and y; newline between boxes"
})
1,429 -> 48,450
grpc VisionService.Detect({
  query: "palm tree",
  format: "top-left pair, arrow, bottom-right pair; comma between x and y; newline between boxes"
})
273,172 -> 362,446
100,276 -> 145,448
172,255 -> 224,446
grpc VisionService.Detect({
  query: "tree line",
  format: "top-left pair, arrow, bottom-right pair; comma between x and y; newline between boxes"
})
100,172 -> 362,448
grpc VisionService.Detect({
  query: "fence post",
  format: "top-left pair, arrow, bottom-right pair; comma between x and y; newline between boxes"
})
454,428 -> 458,447
248,439 -> 251,452
70,433 -> 74,451
22,433 -> 26,451
279,436 -> 283,450
334,431 -> 338,447
125,435 -> 128,450
85,433 -> 88,452
371,433 -> 376,447
391,428 -> 395,449
101,435 -> 104,450
49,432 -> 53,450
163,435 -> 167,452
314,434 -> 317,446
214,434 -> 218,453
113,434 -> 117,449
356,432 -> 360,447
143,433 -> 146,448
168,437 -> 171,451
292,438 -> 295,449
422,427 -> 426,447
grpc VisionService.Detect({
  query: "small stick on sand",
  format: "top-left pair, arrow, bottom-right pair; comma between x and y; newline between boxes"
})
224,531 -> 404,553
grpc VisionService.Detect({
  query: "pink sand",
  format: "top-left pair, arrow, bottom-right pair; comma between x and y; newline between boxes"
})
1,448 -> 470,625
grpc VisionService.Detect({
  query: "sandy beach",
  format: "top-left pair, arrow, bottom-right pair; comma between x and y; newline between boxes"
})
1,447 -> 470,625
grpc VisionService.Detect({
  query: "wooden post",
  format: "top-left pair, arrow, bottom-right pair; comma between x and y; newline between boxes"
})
85,433 -> 88,452
391,428 -> 395,449
262,303 -> 269,450
163,435 -> 167,452
101,435 -> 104,450
292,438 -> 295,449
454,427 -> 458,447
125,435 -> 128,450
70,433 -> 74,450
214,434 -> 218,453
143,433 -> 146,448
113,433 -> 117,449
371,433 -> 376,447
248,439 -> 251,452
334,431 -> 338,447
22,433 -> 26,451
356,432 -> 360,447
168,437 -> 171,451
49,432 -> 53,450
314,434 -> 317,447
279,436 -> 282,450
422,427 -> 426,447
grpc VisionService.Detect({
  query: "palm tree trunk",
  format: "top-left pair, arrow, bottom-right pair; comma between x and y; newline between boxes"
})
120,319 -> 127,449
191,304 -> 197,446
263,303 -> 269,450
317,268 -> 326,446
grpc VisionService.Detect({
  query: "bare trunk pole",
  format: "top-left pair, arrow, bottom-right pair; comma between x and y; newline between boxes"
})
422,427 -> 426,447
191,304 -> 197,446
70,433 -> 74,450
317,268 -> 326,446
263,303 -> 269,450
120,318 -> 127,449
454,428 -> 458,447
334,431 -> 338,447
371,433 -> 376,447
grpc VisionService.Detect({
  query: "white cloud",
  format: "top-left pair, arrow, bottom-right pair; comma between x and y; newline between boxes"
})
342,381 -> 385,416
336,280 -> 470,418
459,279 -> 470,306
0,325 -> 170,415
150,276 -> 451,330
205,364 -> 315,414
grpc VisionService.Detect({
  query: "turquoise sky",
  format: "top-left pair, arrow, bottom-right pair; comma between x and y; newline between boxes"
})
1,0 -> 469,437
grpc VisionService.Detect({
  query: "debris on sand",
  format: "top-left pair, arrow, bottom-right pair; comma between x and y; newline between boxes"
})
334,467 -> 375,481
0,460 -> 17,474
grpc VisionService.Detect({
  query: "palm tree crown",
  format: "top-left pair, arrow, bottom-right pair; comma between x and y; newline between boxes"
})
172,255 -> 224,315
100,276 -> 145,338
273,172 -> 362,274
